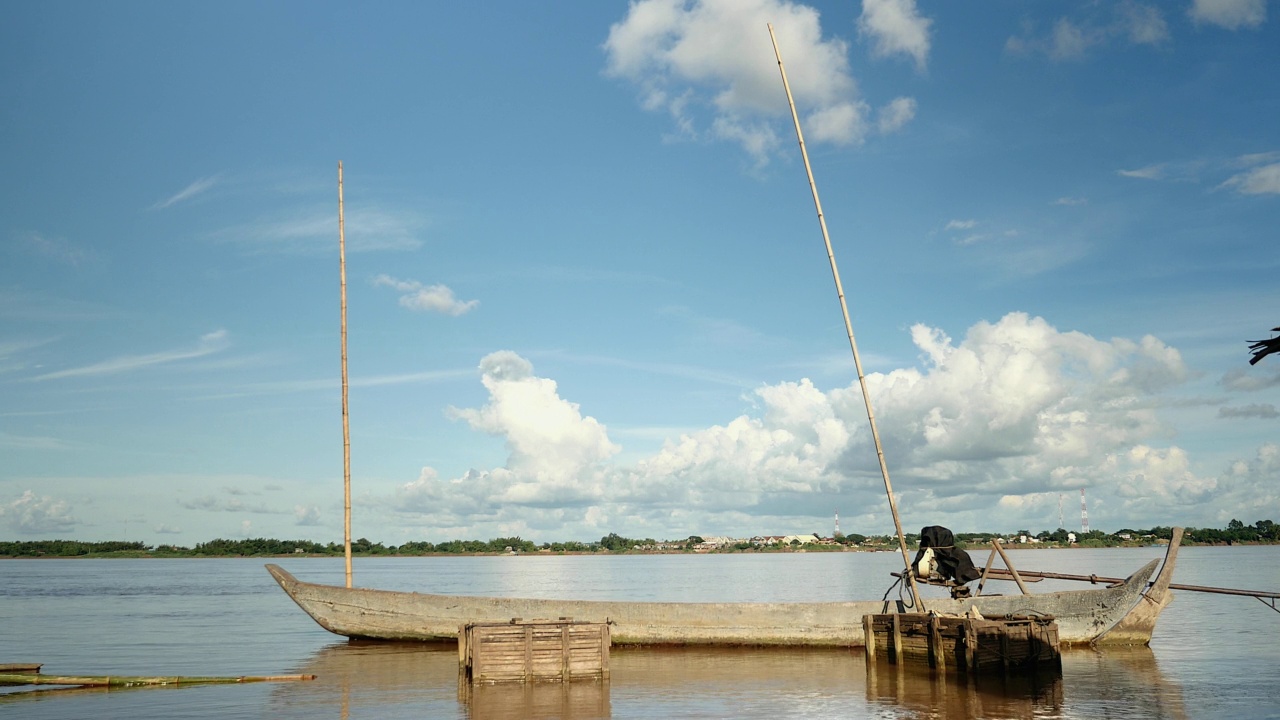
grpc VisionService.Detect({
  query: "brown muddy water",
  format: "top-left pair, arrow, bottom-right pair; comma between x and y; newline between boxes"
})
2,547 -> 1277,718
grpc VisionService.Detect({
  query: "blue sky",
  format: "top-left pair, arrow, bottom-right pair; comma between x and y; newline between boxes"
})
2,0 -> 1277,546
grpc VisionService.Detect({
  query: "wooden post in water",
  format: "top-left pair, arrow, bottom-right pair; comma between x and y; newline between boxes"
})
339,161 -> 352,589
767,23 -> 924,610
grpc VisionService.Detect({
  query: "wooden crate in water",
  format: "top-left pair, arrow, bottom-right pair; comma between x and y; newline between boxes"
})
863,613 -> 1060,675
460,618 -> 610,684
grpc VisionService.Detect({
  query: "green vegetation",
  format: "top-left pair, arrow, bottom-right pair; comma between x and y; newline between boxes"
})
1,520 -> 1276,558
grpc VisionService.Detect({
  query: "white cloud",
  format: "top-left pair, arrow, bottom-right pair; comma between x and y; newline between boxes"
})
876,97 -> 917,134
213,205 -> 424,254
1,491 -> 78,534
1189,0 -> 1267,29
374,275 -> 478,316
1218,163 -> 1280,195
178,493 -> 283,514
294,505 -> 322,525
1118,164 -> 1166,180
17,231 -> 98,266
383,316 -> 1276,538
0,431 -> 71,450
603,0 -> 874,162
1119,2 -> 1170,44
857,0 -> 933,70
1052,196 -> 1088,206
1218,403 -> 1279,419
31,330 -> 231,381
1006,4 -> 1169,60
153,176 -> 219,210
945,219 -> 977,231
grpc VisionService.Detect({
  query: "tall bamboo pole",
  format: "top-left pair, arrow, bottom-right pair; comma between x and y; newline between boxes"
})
767,24 -> 924,610
339,161 -> 352,589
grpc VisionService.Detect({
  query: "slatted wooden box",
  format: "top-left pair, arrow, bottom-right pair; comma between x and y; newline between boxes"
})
863,613 -> 1059,675
460,618 -> 610,684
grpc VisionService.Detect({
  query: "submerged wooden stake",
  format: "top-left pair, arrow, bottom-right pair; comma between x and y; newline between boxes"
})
0,673 -> 316,687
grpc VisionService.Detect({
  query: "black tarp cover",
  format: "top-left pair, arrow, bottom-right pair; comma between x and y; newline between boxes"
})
913,525 -> 982,584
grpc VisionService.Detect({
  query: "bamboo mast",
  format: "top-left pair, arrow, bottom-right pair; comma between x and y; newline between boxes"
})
339,161 -> 352,589
767,24 -> 924,610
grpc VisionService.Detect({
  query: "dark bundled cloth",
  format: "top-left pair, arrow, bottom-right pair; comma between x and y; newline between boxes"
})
913,526 -> 982,584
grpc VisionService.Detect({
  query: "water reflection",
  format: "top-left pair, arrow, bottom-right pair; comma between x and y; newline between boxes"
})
267,640 -> 1187,720
1061,647 -> 1188,720
866,659 -> 1064,718
866,646 -> 1187,720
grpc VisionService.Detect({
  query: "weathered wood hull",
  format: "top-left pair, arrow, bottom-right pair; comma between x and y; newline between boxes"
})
267,558 -> 1161,647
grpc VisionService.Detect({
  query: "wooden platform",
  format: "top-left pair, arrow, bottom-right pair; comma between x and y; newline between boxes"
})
459,619 -> 610,684
863,613 -> 1060,675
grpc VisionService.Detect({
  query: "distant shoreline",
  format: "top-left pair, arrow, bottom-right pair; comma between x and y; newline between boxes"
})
4,540 -> 1276,560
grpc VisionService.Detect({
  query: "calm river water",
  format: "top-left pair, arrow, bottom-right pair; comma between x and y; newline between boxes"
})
2,546 -> 1278,719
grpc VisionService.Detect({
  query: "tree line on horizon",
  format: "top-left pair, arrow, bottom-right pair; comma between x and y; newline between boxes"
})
2,519 -> 1277,558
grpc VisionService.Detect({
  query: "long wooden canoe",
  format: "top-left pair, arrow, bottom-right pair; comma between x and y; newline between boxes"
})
267,554 -> 1168,647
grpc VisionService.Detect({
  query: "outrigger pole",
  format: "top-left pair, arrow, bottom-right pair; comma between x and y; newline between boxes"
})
768,24 -> 925,610
339,161 -> 352,589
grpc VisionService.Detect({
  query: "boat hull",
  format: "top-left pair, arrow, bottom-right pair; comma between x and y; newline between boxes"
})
266,559 -> 1159,647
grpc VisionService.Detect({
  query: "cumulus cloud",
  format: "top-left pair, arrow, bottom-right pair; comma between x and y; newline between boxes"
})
383,315 -> 1276,538
857,0 -> 933,70
1189,0 -> 1267,29
603,0 -> 910,163
876,97 -> 917,134
374,275 -> 478,316
1,491 -> 78,534
294,505 -> 322,525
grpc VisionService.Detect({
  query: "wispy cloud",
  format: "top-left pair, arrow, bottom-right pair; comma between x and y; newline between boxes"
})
211,205 -> 424,254
1218,163 -> 1280,195
177,494 -> 283,514
1218,403 -> 1279,419
153,175 -> 219,210
1052,196 -> 1088,206
1122,152 -> 1280,193
16,231 -> 99,266
31,330 -> 231,381
1006,3 -> 1170,61
374,275 -> 478,316
1189,0 -> 1267,30
945,219 -> 977,230
0,431 -> 73,451
1118,164 -> 1166,180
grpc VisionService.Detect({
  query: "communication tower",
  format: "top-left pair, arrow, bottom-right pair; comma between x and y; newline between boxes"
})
1080,489 -> 1089,534
834,510 -> 840,537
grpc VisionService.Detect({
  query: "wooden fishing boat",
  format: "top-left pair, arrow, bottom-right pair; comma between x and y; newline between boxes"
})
270,49 -> 1190,651
267,550 -> 1174,647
